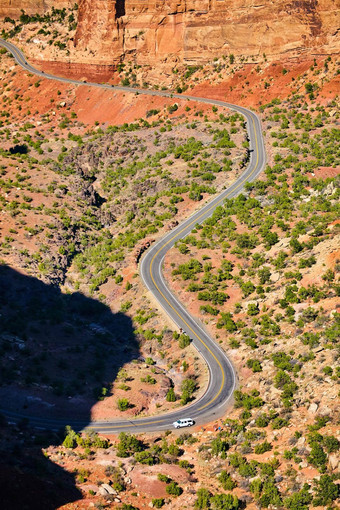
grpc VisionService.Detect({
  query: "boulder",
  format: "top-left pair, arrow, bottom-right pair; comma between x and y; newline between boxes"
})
308,403 -> 318,414
99,483 -> 117,495
329,455 -> 339,471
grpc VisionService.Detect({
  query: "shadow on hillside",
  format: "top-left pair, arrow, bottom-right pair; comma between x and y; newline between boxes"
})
0,265 -> 139,509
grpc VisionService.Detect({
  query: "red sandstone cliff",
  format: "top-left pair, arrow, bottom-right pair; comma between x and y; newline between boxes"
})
1,0 -> 339,65
74,0 -> 340,64
0,0 -> 71,17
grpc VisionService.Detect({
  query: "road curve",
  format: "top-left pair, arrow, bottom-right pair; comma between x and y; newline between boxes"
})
0,39 -> 266,434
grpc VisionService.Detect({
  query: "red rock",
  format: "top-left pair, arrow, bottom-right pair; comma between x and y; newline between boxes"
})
1,0 -> 338,67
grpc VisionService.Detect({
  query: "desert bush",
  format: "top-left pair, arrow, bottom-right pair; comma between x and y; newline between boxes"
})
166,481 -> 183,496
117,398 -> 130,411
219,470 -> 237,490
116,433 -> 143,457
152,499 -> 165,508
166,388 -> 176,402
254,441 -> 272,454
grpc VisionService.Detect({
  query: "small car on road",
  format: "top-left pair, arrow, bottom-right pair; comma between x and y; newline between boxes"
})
173,418 -> 195,429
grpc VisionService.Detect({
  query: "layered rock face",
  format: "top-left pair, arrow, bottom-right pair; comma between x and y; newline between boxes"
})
73,0 -> 340,64
0,0 -> 71,17
1,0 -> 339,65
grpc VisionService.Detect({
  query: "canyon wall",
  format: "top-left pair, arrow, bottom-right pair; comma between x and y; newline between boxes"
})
1,0 -> 339,64
0,0 -> 71,17
73,0 -> 340,64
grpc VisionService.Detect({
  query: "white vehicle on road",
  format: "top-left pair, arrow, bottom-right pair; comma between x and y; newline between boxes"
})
173,418 -> 195,429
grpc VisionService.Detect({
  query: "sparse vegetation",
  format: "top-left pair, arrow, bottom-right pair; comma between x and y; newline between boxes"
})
0,33 -> 338,510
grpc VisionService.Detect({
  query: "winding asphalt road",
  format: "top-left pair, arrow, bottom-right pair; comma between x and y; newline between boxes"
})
0,39 -> 266,434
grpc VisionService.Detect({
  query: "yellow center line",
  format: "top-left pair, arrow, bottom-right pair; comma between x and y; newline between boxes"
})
85,419 -> 165,429
148,117 -> 260,411
2,38 -> 264,426
87,118 -> 261,426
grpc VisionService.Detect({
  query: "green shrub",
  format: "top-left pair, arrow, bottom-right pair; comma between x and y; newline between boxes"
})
145,357 -> 155,365
211,437 -> 229,457
219,470 -> 237,490
195,488 -> 211,509
216,312 -> 237,332
157,473 -> 171,483
255,413 -> 270,428
234,389 -> 264,410
168,443 -> 181,457
116,433 -> 143,457
168,104 -> 179,114
246,359 -> 262,372
181,378 -> 197,405
210,493 -> 240,509
272,352 -> 292,371
166,481 -> 183,496
134,450 -> 157,465
313,474 -> 339,507
284,484 -> 312,510
178,333 -> 191,348
166,388 -> 176,402
178,459 -> 190,469
141,374 -> 156,384
63,425 -> 78,448
254,441 -> 272,454
272,417 -> 289,429
323,435 -> 339,453
152,499 -> 165,508
117,398 -> 130,411
247,303 -> 260,316
121,301 -> 132,312
307,443 -> 327,469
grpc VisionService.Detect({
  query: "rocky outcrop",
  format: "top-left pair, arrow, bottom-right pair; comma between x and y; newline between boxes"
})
1,0 -> 339,65
0,0 -> 71,17
73,0 -> 340,65
31,59 -> 115,82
